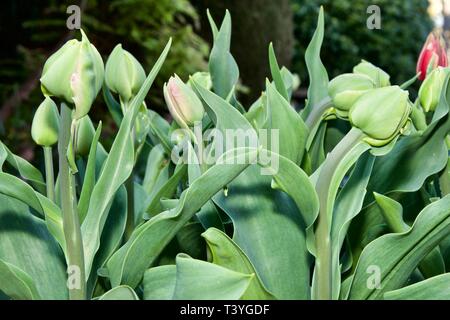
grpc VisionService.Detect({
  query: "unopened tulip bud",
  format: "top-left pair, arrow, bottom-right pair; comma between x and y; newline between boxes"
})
75,115 -> 95,157
418,67 -> 448,112
416,32 -> 448,81
40,30 -> 104,119
31,97 -> 60,147
349,86 -> 411,147
328,73 -> 375,118
105,44 -> 145,104
164,74 -> 204,128
188,72 -> 212,90
353,60 -> 390,87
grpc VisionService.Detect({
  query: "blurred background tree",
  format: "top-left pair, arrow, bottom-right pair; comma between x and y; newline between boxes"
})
0,0 -> 436,159
292,0 -> 433,90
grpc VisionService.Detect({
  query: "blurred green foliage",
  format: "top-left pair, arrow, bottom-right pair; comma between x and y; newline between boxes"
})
292,0 -> 433,86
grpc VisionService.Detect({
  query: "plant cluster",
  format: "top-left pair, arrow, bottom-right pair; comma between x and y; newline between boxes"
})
0,8 -> 449,300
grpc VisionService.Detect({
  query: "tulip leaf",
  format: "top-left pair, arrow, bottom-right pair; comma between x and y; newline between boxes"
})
268,42 -> 289,101
98,285 -> 139,300
148,110 -> 173,154
348,195 -> 450,299
202,228 -> 276,300
145,164 -> 187,217
106,147 -> 258,288
0,259 -> 41,300
266,81 -> 309,165
102,84 -> 123,126
143,265 -> 176,300
78,122 -> 102,223
374,193 -> 446,279
142,144 -> 167,194
302,6 -> 329,119
0,194 -> 68,299
208,10 -> 239,100
87,186 -> 127,297
384,273 -> 450,300
0,141 -> 46,194
330,152 -> 375,299
0,172 -> 66,253
214,164 -> 310,299
82,39 -> 171,277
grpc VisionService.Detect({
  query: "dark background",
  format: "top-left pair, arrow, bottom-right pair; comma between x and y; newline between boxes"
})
0,0 -> 437,160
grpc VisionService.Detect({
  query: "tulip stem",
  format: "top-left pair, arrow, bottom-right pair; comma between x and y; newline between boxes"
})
58,103 -> 86,300
43,146 -> 55,202
304,97 -> 333,149
314,128 -> 369,300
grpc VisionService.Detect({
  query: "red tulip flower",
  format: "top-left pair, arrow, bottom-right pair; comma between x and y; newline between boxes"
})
417,32 -> 448,81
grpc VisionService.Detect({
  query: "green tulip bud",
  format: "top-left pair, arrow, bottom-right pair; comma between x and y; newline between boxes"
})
75,115 -> 95,157
105,44 -> 146,104
353,60 -> 390,87
164,74 -> 205,128
188,72 -> 212,90
328,73 -> 375,118
349,86 -> 411,147
40,30 -> 104,120
31,97 -> 60,147
418,67 -> 448,112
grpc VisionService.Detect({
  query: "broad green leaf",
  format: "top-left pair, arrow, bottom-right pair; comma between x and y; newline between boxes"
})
0,194 -> 68,299
207,9 -> 219,40
202,228 -> 275,300
265,81 -> 309,165
331,152 -> 375,299
348,195 -> 450,299
78,122 -> 102,222
302,6 -> 329,119
208,10 -> 239,100
106,147 -> 258,288
87,186 -> 127,297
214,165 -> 310,299
98,285 -> 139,300
384,273 -> 450,300
374,193 -> 446,279
0,172 -> 65,253
82,39 -> 171,277
0,259 -> 40,300
173,255 -> 253,300
268,43 -> 289,100
143,255 -> 253,300
143,265 -> 176,300
0,141 -> 45,194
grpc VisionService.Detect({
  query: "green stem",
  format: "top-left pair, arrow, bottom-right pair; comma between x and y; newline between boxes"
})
58,103 -> 86,300
43,146 -> 55,202
124,174 -> 135,241
305,97 -> 333,149
314,128 -> 368,300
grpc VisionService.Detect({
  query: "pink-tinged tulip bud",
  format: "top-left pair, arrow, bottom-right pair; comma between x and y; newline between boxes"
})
416,32 -> 448,81
164,74 -> 204,128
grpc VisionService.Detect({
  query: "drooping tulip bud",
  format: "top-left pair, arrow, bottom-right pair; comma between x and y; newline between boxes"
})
188,72 -> 212,90
75,115 -> 95,157
349,86 -> 411,147
416,32 -> 448,81
164,74 -> 205,128
105,44 -> 146,104
40,30 -> 104,119
328,73 -> 375,118
31,97 -> 60,147
418,67 -> 448,112
353,60 -> 390,87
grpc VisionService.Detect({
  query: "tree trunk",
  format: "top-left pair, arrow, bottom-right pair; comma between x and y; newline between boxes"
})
194,0 -> 294,106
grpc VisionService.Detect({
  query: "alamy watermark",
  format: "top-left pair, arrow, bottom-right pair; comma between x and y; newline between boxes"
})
367,5 -> 381,30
